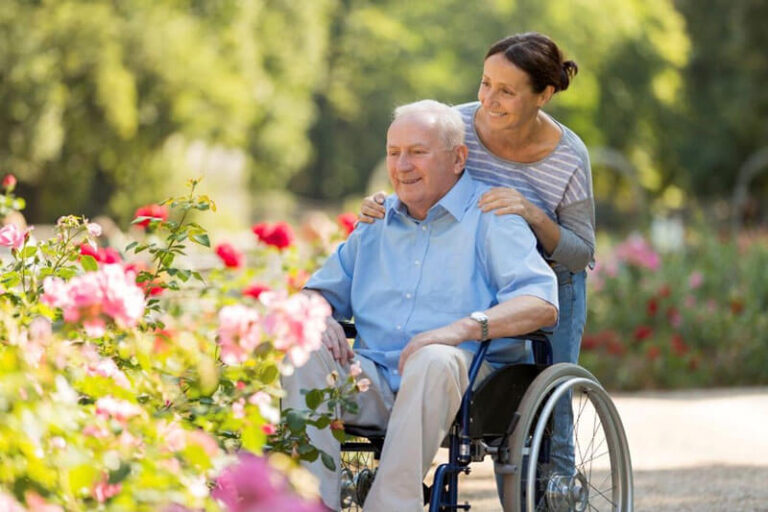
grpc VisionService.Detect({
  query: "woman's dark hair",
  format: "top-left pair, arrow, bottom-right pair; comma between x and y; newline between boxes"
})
485,32 -> 578,93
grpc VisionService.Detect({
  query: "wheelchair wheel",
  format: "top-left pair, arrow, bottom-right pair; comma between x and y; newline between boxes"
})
340,440 -> 379,511
501,363 -> 633,512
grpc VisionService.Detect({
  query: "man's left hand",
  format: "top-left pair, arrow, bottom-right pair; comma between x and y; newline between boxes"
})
398,323 -> 467,374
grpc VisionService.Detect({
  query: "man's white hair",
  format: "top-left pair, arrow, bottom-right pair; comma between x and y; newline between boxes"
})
393,100 -> 465,148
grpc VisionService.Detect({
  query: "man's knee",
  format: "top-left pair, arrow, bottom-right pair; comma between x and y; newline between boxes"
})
402,344 -> 467,382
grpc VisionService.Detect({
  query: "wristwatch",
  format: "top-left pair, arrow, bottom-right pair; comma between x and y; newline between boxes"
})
469,311 -> 489,341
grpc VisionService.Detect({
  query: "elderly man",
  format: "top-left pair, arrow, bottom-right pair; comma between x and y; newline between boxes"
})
283,100 -> 558,512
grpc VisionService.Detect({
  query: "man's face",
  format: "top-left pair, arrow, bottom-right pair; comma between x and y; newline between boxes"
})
386,115 -> 465,220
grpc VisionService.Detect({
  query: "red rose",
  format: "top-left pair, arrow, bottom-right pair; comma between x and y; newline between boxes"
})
658,285 -> 671,298
336,213 -> 357,236
252,221 -> 294,251
633,325 -> 654,341
99,247 -> 122,264
243,282 -> 271,299
133,204 -> 169,229
215,242 -> 244,269
646,297 -> 658,317
646,345 -> 661,361
79,243 -> 122,264
670,334 -> 688,357
80,242 -> 99,260
2,173 -> 17,191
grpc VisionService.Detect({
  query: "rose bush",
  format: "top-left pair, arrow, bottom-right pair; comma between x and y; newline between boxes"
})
584,228 -> 768,390
0,178 -> 361,511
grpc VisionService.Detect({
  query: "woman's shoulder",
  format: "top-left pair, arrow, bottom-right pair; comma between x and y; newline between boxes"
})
453,101 -> 479,121
550,119 -> 590,170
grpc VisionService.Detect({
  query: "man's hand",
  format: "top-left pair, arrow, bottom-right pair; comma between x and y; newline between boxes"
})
322,316 -> 355,364
398,322 -> 469,374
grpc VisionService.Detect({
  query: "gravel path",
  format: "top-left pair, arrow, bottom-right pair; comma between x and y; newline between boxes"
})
426,387 -> 768,511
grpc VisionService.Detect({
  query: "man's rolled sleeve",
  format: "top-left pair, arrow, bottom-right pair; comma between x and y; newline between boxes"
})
304,229 -> 361,320
482,214 -> 559,310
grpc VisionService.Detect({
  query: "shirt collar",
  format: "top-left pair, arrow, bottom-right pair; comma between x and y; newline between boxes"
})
385,171 -> 475,224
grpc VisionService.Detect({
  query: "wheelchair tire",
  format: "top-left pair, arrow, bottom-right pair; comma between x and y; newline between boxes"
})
500,363 -> 633,512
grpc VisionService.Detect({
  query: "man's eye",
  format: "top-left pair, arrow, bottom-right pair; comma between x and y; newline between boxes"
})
503,89 -> 514,96
480,80 -> 490,87
388,151 -> 399,157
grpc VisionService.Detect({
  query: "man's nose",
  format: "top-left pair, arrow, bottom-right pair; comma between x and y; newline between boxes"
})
395,153 -> 413,171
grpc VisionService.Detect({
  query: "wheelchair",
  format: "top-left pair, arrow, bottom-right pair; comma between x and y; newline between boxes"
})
337,323 -> 633,511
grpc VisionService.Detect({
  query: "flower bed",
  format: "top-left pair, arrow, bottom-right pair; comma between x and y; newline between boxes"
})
0,177 -> 361,511
583,230 -> 768,390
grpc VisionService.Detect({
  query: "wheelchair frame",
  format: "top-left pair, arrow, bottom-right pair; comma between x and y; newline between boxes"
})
339,323 -> 633,511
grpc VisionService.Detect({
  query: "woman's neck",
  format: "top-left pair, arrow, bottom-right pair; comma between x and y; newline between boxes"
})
475,110 -> 560,163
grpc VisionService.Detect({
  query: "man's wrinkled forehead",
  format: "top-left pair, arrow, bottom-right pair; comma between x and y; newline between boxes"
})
386,114 -> 441,148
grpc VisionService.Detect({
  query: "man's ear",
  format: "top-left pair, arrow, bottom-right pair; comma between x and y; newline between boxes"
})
453,144 -> 469,175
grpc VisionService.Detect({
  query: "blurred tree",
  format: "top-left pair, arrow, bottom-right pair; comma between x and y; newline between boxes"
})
290,0 -> 690,204
0,0 -> 332,223
674,0 -> 768,198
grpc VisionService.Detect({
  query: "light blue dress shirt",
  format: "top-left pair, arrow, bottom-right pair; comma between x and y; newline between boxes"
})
306,172 -> 558,391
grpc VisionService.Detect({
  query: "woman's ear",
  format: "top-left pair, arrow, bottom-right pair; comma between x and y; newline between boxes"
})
537,85 -> 555,107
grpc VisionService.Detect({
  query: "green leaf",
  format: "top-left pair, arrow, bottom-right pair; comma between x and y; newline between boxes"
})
259,364 -> 279,385
332,427 -> 347,443
285,410 -> 306,433
313,415 -> 331,429
125,241 -> 138,252
20,246 -> 37,258
108,462 -> 131,484
241,423 -> 266,453
320,452 -> 336,471
80,255 -> 98,272
190,233 -> 210,247
305,389 -> 323,410
1,272 -> 20,287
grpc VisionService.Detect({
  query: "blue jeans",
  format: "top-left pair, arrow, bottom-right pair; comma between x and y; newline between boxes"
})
548,269 -> 587,475
496,269 -> 587,492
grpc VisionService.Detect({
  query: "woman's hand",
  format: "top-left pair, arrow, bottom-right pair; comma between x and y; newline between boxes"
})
478,187 -> 534,222
358,191 -> 387,224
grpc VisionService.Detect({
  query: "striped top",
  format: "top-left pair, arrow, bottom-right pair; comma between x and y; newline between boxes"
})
456,101 -> 595,273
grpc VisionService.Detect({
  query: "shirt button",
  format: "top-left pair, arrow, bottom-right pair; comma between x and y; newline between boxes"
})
405,293 -> 412,299
396,325 -> 402,330
393,369 -> 399,375
421,225 -> 427,231
414,260 -> 420,265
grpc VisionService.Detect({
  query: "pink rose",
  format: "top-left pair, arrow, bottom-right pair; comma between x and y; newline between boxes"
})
212,452 -> 325,512
217,305 -> 263,365
262,292 -> 330,367
356,378 -> 371,393
92,475 -> 121,503
0,224 -> 25,250
94,396 -> 143,423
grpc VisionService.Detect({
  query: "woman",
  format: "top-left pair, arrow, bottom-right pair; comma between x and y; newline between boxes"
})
359,32 -> 594,478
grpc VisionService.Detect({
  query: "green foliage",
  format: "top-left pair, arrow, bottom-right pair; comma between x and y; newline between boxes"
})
290,0 -> 690,202
0,0 -> 333,223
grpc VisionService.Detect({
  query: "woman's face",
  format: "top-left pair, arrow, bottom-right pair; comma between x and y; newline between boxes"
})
477,53 -> 550,130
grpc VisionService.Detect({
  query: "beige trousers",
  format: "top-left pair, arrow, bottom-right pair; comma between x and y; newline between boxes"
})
281,343 -> 492,512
